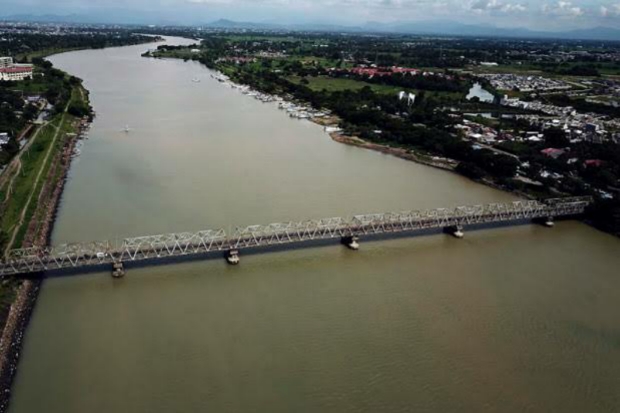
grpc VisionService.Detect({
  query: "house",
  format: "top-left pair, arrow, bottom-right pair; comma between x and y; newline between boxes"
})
0,56 -> 13,68
0,65 -> 33,81
584,159 -> 604,168
0,132 -> 10,147
541,148 -> 565,159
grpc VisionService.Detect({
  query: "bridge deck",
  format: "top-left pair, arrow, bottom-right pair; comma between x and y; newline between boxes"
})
0,197 -> 592,276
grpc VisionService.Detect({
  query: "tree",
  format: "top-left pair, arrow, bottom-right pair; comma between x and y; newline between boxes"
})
456,162 -> 486,179
544,128 -> 569,147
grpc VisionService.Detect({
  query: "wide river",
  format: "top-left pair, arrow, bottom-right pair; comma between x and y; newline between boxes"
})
8,37 -> 620,412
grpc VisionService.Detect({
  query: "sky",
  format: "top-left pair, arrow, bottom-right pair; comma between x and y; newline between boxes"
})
1,0 -> 620,30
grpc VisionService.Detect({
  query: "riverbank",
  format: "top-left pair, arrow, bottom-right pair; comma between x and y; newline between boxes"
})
0,34 -> 166,409
180,64 -> 532,202
176,68 -> 463,174
0,86 -> 92,412
329,133 -> 458,172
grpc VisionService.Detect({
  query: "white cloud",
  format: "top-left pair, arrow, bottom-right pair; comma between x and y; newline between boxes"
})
501,3 -> 526,12
600,3 -> 620,17
470,0 -> 527,15
543,1 -> 583,17
6,0 -> 620,29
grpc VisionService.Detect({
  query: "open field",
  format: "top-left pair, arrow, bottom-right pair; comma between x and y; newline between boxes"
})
16,48 -> 84,63
0,119 -> 61,250
287,75 -> 405,94
0,83 -> 87,253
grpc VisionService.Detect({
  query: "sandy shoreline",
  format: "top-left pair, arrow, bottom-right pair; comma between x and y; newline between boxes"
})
327,132 -> 459,172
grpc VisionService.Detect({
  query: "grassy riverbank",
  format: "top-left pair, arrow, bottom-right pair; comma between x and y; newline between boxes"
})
0,32 -> 167,413
0,65 -> 92,413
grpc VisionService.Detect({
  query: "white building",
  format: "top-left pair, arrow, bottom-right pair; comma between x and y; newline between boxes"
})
0,65 -> 33,81
0,57 -> 13,68
0,132 -> 10,147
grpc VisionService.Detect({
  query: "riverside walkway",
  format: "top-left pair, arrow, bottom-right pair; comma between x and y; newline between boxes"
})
0,197 -> 592,277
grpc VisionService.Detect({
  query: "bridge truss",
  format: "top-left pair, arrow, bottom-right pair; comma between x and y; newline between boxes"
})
0,197 -> 591,276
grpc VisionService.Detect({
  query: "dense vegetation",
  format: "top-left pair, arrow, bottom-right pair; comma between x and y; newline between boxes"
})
0,30 -> 160,62
545,94 -> 620,118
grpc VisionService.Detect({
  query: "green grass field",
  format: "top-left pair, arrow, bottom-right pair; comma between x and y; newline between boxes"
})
16,47 -> 84,63
287,75 -> 466,102
0,84 -> 86,251
0,120 -> 59,237
288,75 -> 405,94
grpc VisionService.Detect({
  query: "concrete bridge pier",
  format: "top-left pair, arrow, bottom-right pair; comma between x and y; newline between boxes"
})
534,216 -> 555,227
226,249 -> 240,265
341,236 -> 360,250
444,225 -> 465,239
112,261 -> 125,278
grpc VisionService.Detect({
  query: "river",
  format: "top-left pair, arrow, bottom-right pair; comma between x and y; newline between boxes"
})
8,37 -> 620,413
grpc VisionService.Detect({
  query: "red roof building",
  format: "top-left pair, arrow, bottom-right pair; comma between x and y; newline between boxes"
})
584,159 -> 604,168
0,66 -> 32,73
541,148 -> 565,159
0,65 -> 33,81
348,66 -> 420,77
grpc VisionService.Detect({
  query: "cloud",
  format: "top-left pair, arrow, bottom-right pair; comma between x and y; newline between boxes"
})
502,3 -> 526,12
470,0 -> 527,14
542,1 -> 583,17
600,3 -> 620,17
3,0 -> 620,29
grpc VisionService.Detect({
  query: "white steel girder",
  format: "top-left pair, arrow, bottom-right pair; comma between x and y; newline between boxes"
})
0,197 -> 592,276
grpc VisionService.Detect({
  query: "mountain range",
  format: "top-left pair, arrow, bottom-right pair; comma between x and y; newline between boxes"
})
3,13 -> 620,41
207,18 -> 620,41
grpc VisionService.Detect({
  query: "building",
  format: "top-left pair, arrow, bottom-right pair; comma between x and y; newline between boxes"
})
584,159 -> 604,168
541,148 -> 565,159
0,57 -> 13,68
0,65 -> 33,81
0,132 -> 10,147
0,56 -> 34,81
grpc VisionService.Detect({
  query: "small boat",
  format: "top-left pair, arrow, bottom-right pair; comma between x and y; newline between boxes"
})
123,125 -> 131,133
192,77 -> 201,83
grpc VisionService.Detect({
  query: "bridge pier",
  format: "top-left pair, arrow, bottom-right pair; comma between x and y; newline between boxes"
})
341,236 -> 360,250
444,225 -> 465,239
534,216 -> 555,227
226,249 -> 240,265
111,262 -> 125,278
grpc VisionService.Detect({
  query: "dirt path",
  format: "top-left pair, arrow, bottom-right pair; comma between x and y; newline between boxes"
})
0,121 -> 50,203
3,110 -> 67,257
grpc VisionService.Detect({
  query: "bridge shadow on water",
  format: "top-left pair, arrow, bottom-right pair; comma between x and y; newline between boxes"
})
21,217 -> 576,280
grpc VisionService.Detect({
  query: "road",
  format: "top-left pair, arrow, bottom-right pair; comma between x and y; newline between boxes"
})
468,140 -> 520,160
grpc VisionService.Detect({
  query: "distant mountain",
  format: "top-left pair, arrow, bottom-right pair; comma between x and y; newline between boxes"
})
2,13 -> 620,41
1,13 -> 87,23
207,19 -> 277,30
0,12 -> 184,26
203,19 -> 620,41
362,20 -> 620,41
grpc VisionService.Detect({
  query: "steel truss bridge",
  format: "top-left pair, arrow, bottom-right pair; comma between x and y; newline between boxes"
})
0,197 -> 591,277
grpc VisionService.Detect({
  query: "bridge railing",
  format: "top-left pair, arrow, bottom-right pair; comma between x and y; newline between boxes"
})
0,197 -> 592,276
